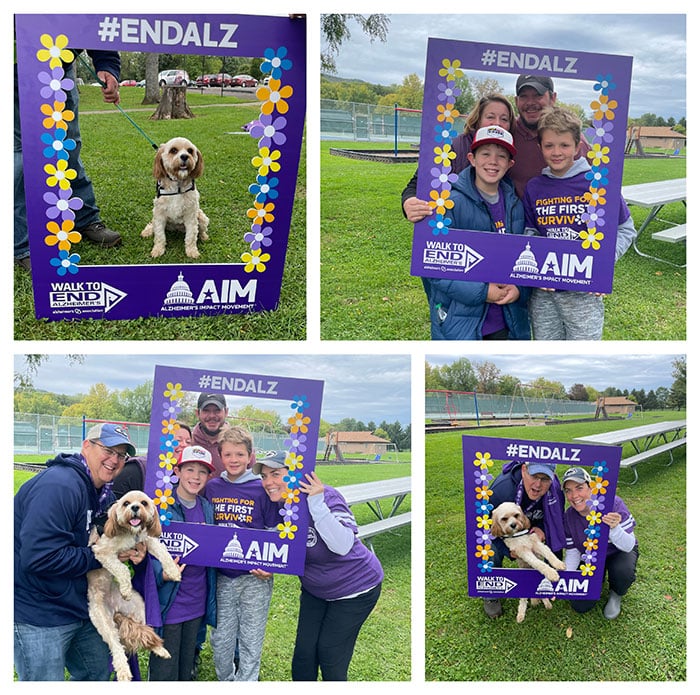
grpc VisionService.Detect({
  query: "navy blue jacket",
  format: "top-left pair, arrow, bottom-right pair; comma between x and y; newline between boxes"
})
14,453 -> 115,626
425,166 -> 531,340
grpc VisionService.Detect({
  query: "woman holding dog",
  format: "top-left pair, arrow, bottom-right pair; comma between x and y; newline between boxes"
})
255,451 -> 384,681
562,467 -> 638,619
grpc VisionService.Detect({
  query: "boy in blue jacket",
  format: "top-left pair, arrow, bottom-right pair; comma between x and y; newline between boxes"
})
425,125 -> 531,340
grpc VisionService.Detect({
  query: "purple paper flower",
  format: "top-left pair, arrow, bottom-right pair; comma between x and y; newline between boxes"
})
279,504 -> 299,521
284,433 -> 307,452
43,188 -> 83,221
581,205 -> 606,228
156,469 -> 179,488
248,113 -> 287,148
585,120 -> 615,145
430,165 -> 458,190
437,81 -> 461,102
244,224 -> 273,250
162,400 -> 181,419
38,67 -> 73,101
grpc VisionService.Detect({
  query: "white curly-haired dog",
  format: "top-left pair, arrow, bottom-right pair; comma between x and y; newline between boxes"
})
491,501 -> 566,623
87,490 -> 181,680
141,136 -> 209,258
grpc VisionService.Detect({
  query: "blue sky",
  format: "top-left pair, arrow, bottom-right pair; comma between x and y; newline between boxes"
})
13,353 -> 412,426
326,12 -> 687,120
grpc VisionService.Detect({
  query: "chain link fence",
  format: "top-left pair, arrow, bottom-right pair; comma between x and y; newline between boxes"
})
426,390 -> 597,423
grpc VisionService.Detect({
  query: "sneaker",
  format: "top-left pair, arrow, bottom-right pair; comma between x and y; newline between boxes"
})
483,598 -> 503,618
15,257 -> 32,272
77,221 -> 122,247
603,591 -> 622,619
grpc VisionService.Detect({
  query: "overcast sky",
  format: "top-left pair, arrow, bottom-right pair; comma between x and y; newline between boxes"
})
13,353 -> 412,426
426,353 -> 684,392
325,12 -> 687,120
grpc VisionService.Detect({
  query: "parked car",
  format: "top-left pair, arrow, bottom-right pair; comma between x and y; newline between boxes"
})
195,74 -> 217,87
119,79 -> 137,87
231,74 -> 258,87
158,69 -> 191,87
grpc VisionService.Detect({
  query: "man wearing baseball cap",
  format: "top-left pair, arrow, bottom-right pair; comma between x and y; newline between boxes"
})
562,466 -> 638,619
483,460 -> 566,618
14,422 -> 138,679
424,124 -> 531,341
192,392 -> 229,475
510,73 -> 590,197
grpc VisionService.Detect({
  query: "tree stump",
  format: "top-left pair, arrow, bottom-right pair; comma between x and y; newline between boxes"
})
150,85 -> 194,120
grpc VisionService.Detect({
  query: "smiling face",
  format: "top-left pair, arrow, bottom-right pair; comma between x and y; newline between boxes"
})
479,99 -> 513,131
220,441 -> 251,481
174,426 -> 192,456
176,461 -> 210,501
83,439 -> 128,488
197,404 -> 228,436
564,479 -> 593,516
491,501 -> 531,537
539,128 -> 577,177
520,465 -> 553,502
467,143 -> 514,194
516,86 -> 556,129
260,465 -> 289,503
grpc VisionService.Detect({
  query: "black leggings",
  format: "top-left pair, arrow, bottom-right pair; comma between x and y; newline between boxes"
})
291,583 -> 382,681
570,547 -> 639,614
149,616 -> 203,681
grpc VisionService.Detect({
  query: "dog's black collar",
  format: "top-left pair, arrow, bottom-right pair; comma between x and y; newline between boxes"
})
156,180 -> 196,197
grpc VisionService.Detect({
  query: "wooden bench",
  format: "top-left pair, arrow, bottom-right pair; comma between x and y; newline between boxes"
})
620,437 -> 686,484
651,223 -> 686,243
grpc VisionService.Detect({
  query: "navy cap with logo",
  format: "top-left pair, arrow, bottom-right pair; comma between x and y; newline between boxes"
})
252,450 -> 288,475
197,392 -> 227,410
562,467 -> 592,485
516,74 -> 554,96
86,422 -> 136,457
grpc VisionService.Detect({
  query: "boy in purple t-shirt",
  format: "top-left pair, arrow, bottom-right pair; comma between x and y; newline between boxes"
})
562,467 -> 638,619
523,107 -> 637,340
204,427 -> 276,681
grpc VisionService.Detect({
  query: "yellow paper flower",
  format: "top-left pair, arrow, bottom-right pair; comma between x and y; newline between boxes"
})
438,58 -> 463,81
241,248 -> 271,273
164,382 -> 184,400
580,228 -> 604,251
37,34 -> 73,68
44,160 -> 77,190
251,147 -> 281,176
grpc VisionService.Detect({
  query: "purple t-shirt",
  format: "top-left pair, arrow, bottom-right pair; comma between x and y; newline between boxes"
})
480,193 -> 507,337
165,498 -> 207,624
301,486 -> 384,600
523,170 -> 631,241
564,495 -> 636,558
205,474 -> 277,578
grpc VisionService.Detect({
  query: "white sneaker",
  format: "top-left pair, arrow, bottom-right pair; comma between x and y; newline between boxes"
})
604,591 -> 622,619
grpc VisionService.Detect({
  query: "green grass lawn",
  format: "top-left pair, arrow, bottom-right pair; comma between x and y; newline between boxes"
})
320,141 -> 686,340
15,86 -> 306,340
13,461 -> 411,681
425,413 -> 686,681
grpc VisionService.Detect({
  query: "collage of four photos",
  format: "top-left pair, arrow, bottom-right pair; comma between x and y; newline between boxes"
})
11,9 -> 690,688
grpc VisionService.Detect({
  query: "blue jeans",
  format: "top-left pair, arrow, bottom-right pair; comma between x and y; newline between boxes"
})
14,620 -> 112,681
14,62 -> 101,260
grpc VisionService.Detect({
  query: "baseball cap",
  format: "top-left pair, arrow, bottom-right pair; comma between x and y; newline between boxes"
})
177,445 -> 216,474
197,392 -> 227,410
516,74 -> 554,96
86,423 -> 136,457
471,125 -> 516,157
562,467 -> 592,485
252,450 -> 288,475
525,462 -> 556,479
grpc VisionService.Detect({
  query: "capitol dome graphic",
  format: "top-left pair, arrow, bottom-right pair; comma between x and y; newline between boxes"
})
163,272 -> 195,306
513,242 -> 539,274
536,577 -> 556,594
223,532 -> 244,559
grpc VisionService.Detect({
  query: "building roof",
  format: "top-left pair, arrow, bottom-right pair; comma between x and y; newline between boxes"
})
629,126 -> 686,140
333,431 -> 391,444
601,396 -> 636,406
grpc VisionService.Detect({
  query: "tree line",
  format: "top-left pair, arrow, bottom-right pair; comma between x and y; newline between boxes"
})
425,357 -> 686,411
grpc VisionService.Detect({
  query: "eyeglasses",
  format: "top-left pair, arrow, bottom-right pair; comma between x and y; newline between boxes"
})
91,440 -> 130,463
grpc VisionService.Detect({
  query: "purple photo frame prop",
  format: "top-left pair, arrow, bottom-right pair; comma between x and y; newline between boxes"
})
411,38 -> 632,294
15,14 -> 306,320
463,435 -> 621,600
144,364 -> 324,576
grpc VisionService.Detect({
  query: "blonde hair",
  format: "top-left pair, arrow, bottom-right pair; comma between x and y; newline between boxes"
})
537,107 -> 582,147
464,94 -> 516,134
217,425 -> 253,455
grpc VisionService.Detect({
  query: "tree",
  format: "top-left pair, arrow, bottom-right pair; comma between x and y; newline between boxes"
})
567,383 -> 589,401
668,356 -> 686,410
118,381 -> 154,424
321,14 -> 390,73
440,358 -> 477,392
142,53 -> 160,105
61,383 -> 123,420
377,73 -> 423,109
474,361 -> 501,394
